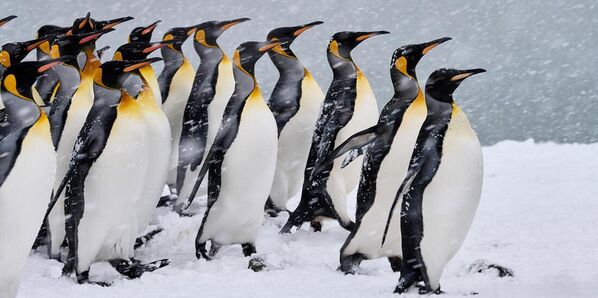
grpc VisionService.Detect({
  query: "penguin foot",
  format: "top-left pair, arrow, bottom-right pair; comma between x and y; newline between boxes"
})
134,227 -> 164,249
248,257 -> 267,272
339,220 -> 356,232
415,284 -> 443,295
208,242 -> 221,257
109,258 -> 170,279
393,272 -> 421,294
310,220 -> 323,232
196,242 -> 212,261
338,253 -> 364,274
241,243 -> 257,257
388,256 -> 402,272
157,194 -> 174,207
264,198 -> 286,217
468,259 -> 514,278
76,271 -> 112,287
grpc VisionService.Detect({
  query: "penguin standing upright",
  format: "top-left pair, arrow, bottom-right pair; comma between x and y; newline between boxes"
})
113,41 -> 172,236
183,41 -> 279,259
281,31 -> 388,233
382,68 -> 485,294
56,59 -> 169,284
309,38 -> 451,273
44,28 -> 115,259
263,21 -> 325,215
158,25 -> 197,195
0,58 -> 65,298
174,18 -> 249,211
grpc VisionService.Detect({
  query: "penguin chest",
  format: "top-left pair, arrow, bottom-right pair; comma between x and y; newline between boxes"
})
346,96 -> 427,258
419,109 -> 483,286
206,58 -> 235,150
0,117 -> 55,293
56,83 -> 94,167
201,98 -> 278,245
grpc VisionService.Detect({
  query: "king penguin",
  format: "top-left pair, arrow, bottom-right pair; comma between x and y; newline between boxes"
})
263,21 -> 325,215
173,18 -> 250,211
382,68 -> 485,294
113,41 -> 172,237
55,58 -> 169,284
44,28 -> 115,259
128,20 -> 161,43
33,24 -> 71,105
158,25 -> 197,195
281,30 -> 388,233
0,58 -> 66,298
182,41 -> 279,260
309,38 -> 451,273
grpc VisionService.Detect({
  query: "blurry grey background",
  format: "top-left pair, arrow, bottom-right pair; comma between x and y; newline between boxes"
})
0,0 -> 595,145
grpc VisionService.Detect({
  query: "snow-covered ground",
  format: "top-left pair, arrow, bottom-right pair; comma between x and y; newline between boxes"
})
16,140 -> 598,297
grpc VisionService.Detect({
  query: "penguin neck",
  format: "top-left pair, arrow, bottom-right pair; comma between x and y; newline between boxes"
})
269,51 -> 305,82
424,87 -> 455,120
81,48 -> 100,80
232,66 -> 257,101
391,70 -> 420,101
92,83 -> 123,108
327,53 -> 357,81
54,62 -> 81,94
0,66 -> 5,79
194,43 -> 224,71
1,91 -> 40,129
161,46 -> 185,71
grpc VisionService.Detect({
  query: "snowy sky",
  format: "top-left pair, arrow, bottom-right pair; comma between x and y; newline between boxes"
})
0,0 -> 595,145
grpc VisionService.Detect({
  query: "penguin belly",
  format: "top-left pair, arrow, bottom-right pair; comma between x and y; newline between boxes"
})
162,59 -> 195,186
419,108 -> 483,290
327,72 -> 379,223
47,81 -> 94,258
0,116 -> 55,298
270,74 -> 323,210
75,109 -> 148,272
176,57 -> 234,204
198,98 -> 277,245
136,90 -> 171,233
343,93 -> 426,259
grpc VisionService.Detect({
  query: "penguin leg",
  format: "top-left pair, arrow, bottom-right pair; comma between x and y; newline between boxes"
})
338,253 -> 365,274
76,270 -> 111,287
208,241 -> 222,257
393,271 -> 423,294
195,231 -> 211,260
241,243 -> 257,257
134,227 -> 164,249
388,256 -> 403,272
264,197 -> 285,217
109,258 -> 170,279
157,184 -> 177,207
310,220 -> 323,232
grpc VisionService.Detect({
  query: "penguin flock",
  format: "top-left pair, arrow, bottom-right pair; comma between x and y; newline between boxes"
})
0,13 -> 486,296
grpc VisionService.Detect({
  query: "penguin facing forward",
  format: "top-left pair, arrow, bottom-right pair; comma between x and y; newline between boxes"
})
174,18 -> 250,211
0,15 -> 16,28
183,41 -> 280,259
0,58 -> 66,298
158,25 -> 197,193
281,30 -> 388,233
55,58 -> 169,284
382,68 -> 485,294
309,38 -> 451,273
113,41 -> 172,237
44,28 -> 115,259
264,21 -> 325,215
128,20 -> 161,43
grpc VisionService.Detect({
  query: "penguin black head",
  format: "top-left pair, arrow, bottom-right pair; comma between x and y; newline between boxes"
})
425,68 -> 486,102
391,37 -> 452,80
163,26 -> 197,52
233,40 -> 280,76
328,30 -> 389,60
114,41 -> 173,61
71,13 -> 132,35
267,21 -> 323,57
194,18 -> 250,49
95,58 -> 162,89
0,38 -> 48,68
0,15 -> 16,28
129,20 -> 161,43
50,28 -> 115,62
1,58 -> 70,99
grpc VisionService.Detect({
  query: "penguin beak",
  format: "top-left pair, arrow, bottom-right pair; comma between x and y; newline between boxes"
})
422,37 -> 452,55
450,68 -> 486,82
293,21 -> 324,37
101,16 -> 134,29
355,30 -> 390,42
78,28 -> 115,45
25,38 -> 48,51
0,15 -> 17,27
142,41 -> 173,54
186,26 -> 197,37
221,17 -> 251,31
123,57 -> 163,72
37,56 -> 71,73
79,12 -> 92,29
141,20 -> 161,36
258,41 -> 281,52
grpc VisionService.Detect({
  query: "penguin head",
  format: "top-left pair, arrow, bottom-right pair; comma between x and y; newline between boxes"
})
94,58 -> 162,89
0,15 -> 16,28
71,13 -> 132,35
0,38 -> 48,69
50,28 -> 115,61
129,20 -> 161,43
1,58 -> 70,99
35,25 -> 71,56
391,37 -> 452,79
328,30 -> 389,60
163,26 -> 197,52
267,21 -> 323,57
232,40 -> 280,75
114,41 -> 174,61
425,68 -> 486,102
194,18 -> 250,48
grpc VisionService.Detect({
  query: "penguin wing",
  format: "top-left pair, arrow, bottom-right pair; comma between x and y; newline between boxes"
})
311,125 -> 379,179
